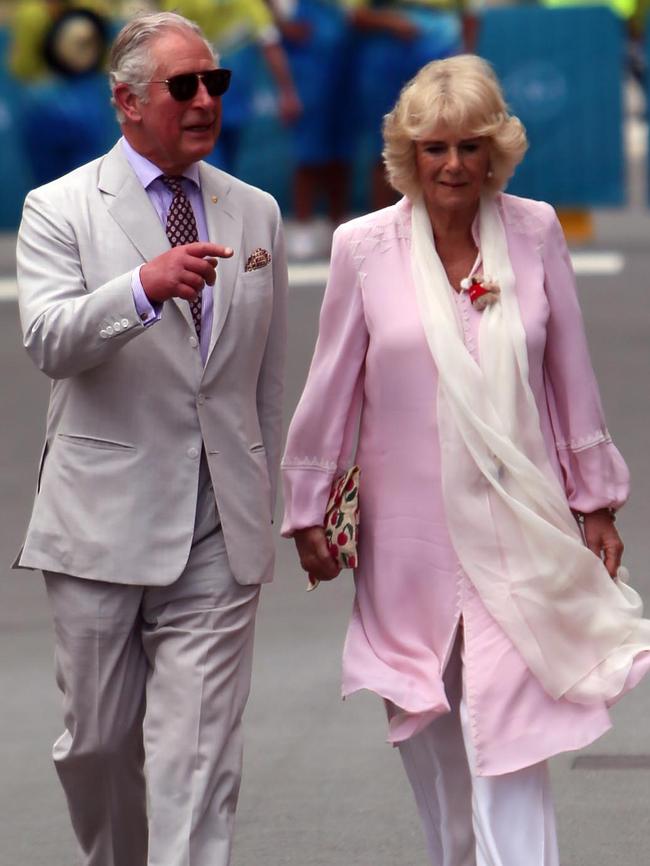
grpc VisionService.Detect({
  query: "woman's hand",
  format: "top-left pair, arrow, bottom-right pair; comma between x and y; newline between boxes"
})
293,526 -> 341,585
582,508 -> 624,578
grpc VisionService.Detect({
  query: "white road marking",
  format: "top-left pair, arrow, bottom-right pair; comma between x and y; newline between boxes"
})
0,253 -> 625,302
288,253 -> 625,285
570,252 -> 625,275
0,276 -> 17,301
288,262 -> 330,285
289,252 -> 625,288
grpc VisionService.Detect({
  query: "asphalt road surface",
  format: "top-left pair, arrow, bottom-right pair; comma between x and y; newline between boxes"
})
1,216 -> 649,866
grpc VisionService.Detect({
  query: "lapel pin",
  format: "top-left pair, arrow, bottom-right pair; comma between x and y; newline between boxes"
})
211,195 -> 218,204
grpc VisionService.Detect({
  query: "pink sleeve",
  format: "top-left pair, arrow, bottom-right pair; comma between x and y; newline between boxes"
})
281,226 -> 368,536
541,207 -> 629,513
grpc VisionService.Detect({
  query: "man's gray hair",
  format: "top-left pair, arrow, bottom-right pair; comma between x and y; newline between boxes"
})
109,11 -> 217,123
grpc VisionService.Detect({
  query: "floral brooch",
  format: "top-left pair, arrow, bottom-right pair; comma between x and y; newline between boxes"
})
460,275 -> 500,311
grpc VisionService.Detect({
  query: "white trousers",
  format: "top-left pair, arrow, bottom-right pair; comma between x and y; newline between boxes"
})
44,458 -> 260,866
397,634 -> 560,866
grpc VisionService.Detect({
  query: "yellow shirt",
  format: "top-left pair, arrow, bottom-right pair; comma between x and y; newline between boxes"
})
162,0 -> 278,51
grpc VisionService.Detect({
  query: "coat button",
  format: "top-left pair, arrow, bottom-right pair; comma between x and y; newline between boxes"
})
105,325 -> 114,335
187,446 -> 199,459
121,318 -> 130,328
100,329 -> 109,339
197,393 -> 205,405
189,335 -> 199,348
113,321 -> 122,332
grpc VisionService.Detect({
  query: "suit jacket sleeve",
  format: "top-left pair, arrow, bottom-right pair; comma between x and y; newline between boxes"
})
256,197 -> 288,512
281,224 -> 369,536
17,187 -> 145,379
540,205 -> 629,512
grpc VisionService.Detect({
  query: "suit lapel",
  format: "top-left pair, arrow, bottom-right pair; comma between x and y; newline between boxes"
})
99,143 -> 166,252
199,165 -> 243,363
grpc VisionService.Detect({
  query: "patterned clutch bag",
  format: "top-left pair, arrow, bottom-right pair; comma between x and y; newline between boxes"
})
308,465 -> 360,591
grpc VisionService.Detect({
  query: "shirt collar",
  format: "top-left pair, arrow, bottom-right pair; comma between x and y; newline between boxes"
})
120,136 -> 201,190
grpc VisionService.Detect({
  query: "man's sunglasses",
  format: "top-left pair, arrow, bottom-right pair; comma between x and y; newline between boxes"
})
149,69 -> 232,102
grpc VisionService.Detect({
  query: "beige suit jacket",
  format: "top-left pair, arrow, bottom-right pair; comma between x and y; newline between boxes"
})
15,141 -> 287,586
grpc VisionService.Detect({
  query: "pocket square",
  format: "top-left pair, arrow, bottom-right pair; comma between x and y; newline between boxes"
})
245,248 -> 271,272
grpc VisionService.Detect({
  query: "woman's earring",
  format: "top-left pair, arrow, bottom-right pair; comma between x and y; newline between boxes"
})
486,168 -> 494,178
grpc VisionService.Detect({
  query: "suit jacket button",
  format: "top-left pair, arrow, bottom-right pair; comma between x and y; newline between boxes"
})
121,318 -> 130,328
187,446 -> 199,459
189,336 -> 199,348
100,329 -> 109,339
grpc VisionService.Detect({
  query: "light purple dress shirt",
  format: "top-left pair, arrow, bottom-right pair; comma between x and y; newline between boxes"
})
121,137 -> 213,364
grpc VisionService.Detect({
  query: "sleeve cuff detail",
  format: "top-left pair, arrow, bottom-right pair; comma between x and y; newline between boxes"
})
131,266 -> 162,327
555,429 -> 612,453
281,455 -> 338,472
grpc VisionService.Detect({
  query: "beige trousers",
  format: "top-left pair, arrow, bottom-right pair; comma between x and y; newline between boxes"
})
398,634 -> 560,866
44,458 -> 260,866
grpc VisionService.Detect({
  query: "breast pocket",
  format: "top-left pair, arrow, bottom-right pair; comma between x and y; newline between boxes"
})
238,266 -> 272,302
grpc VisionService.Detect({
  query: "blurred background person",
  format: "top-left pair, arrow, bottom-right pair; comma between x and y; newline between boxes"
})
164,0 -> 301,172
349,0 -> 467,210
8,1 -> 135,185
9,0 -> 113,82
273,0 -> 354,260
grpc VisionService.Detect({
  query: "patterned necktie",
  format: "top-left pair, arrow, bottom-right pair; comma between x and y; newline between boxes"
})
162,175 -> 202,337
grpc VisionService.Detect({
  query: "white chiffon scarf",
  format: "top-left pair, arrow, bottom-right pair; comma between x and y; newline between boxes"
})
410,193 -> 650,703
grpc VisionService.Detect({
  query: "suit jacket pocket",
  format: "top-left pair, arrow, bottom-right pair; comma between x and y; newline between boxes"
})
239,267 -> 272,298
56,433 -> 136,452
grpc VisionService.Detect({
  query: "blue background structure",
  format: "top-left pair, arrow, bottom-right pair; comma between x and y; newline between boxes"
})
0,7 -> 632,228
477,6 -> 625,207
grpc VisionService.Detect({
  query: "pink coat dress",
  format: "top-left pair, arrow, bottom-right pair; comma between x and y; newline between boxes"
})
281,194 -> 635,776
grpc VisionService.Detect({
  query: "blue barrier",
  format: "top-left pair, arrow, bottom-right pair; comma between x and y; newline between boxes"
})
477,6 -> 625,206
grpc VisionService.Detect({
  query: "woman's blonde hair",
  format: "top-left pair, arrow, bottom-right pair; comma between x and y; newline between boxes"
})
383,55 -> 528,198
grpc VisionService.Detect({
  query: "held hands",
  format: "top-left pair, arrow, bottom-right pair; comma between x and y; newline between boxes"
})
293,525 -> 341,586
140,242 -> 234,304
582,508 -> 624,578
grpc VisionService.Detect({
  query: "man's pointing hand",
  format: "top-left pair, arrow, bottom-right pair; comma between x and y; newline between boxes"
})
140,242 -> 234,304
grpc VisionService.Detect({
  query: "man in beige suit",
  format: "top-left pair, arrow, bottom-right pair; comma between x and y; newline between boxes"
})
15,11 -> 286,866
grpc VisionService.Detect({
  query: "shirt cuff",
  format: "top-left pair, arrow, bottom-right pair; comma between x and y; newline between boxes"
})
132,266 -> 162,327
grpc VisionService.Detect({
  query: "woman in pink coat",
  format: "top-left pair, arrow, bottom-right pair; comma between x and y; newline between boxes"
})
281,55 -> 650,865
